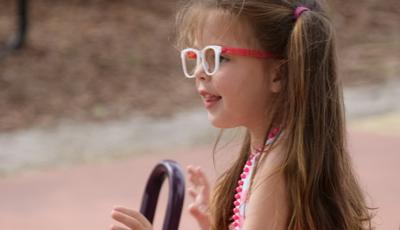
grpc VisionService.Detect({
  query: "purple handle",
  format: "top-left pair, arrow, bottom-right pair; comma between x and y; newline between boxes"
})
139,160 -> 185,230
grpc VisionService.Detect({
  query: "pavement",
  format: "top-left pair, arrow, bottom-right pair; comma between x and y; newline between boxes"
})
0,112 -> 399,230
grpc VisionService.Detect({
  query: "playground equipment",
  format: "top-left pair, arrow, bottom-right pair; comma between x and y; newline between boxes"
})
0,0 -> 28,58
140,160 -> 185,230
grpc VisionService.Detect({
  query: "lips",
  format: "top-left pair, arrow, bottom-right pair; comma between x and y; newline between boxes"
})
203,96 -> 221,108
204,95 -> 222,102
199,90 -> 222,109
203,94 -> 222,108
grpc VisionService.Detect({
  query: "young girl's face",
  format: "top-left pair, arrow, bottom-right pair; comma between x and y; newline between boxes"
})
192,13 -> 280,129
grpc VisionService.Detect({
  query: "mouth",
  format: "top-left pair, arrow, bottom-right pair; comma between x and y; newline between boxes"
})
202,95 -> 222,109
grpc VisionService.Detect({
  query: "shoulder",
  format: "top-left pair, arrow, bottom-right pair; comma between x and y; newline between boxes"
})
242,145 -> 289,230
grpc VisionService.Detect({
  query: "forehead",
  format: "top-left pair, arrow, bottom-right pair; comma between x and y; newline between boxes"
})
193,9 -> 259,49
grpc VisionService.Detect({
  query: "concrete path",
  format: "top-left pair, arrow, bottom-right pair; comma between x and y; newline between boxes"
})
2,79 -> 400,176
0,126 -> 399,230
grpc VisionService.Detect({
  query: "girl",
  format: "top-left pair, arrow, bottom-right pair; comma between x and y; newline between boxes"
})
110,0 -> 374,229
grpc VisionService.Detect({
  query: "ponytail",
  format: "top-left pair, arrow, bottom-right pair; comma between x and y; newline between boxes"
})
285,5 -> 374,229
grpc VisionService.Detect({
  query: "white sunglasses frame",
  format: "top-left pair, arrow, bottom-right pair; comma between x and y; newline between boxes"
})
180,45 -> 222,79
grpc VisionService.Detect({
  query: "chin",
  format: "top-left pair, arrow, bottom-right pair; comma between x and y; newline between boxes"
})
210,122 -> 232,129
208,113 -> 238,129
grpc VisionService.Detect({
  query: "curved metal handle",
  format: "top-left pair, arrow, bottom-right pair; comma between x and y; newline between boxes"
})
12,0 -> 28,49
1,0 -> 28,58
140,160 -> 185,230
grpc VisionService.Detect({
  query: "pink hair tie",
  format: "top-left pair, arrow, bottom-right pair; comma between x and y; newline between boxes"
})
294,6 -> 310,19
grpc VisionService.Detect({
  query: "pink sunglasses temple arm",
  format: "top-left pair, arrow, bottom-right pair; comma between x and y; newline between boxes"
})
221,47 -> 278,59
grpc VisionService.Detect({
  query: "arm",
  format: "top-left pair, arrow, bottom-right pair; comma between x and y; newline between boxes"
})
241,151 -> 289,230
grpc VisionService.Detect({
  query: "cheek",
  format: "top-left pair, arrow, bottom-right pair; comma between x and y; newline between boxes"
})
216,66 -> 267,105
214,68 -> 246,97
209,65 -> 271,128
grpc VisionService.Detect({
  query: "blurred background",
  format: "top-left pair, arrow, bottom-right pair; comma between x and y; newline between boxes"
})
0,0 -> 399,229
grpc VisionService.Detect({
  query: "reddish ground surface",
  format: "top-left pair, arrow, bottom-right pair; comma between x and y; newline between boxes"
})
0,129 -> 398,230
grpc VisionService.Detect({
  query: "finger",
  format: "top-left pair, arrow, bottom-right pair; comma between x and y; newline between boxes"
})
188,166 -> 202,185
187,165 -> 202,177
188,175 -> 201,187
195,167 -> 210,185
187,173 -> 198,185
113,207 -> 151,228
188,187 -> 198,199
188,203 -> 208,219
187,167 -> 198,180
190,175 -> 209,196
111,209 -> 143,229
110,225 -> 130,230
195,166 -> 204,178
193,166 -> 208,184
188,173 -> 210,201
187,165 -> 197,176
187,165 -> 194,171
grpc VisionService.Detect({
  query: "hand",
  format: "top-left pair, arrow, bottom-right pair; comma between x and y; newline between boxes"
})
110,206 -> 153,230
187,165 -> 211,230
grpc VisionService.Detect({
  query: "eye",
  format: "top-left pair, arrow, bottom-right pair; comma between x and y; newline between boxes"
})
220,55 -> 230,63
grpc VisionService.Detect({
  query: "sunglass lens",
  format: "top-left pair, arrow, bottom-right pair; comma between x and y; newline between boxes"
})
204,47 -> 216,74
184,51 -> 198,77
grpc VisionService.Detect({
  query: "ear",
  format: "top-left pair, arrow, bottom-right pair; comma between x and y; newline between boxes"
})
267,60 -> 285,93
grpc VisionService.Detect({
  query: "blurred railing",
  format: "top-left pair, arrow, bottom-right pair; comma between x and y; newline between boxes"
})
140,160 -> 185,230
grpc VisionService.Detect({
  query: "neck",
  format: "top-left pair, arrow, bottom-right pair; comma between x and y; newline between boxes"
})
248,120 -> 271,153
249,130 -> 265,152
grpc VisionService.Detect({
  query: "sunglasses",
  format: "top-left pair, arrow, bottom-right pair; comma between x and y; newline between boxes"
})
180,45 -> 276,78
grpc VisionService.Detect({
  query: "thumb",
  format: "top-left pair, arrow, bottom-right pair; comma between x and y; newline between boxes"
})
188,203 -> 207,218
188,203 -> 210,230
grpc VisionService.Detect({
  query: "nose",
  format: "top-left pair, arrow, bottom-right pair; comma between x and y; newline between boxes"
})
194,65 -> 210,82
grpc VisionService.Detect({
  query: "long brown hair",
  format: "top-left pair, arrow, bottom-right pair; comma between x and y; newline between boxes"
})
175,0 -> 374,229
